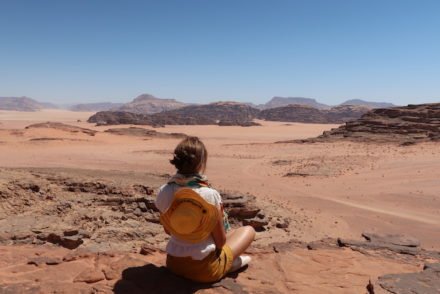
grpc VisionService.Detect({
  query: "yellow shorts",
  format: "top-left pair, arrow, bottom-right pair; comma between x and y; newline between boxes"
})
166,245 -> 234,283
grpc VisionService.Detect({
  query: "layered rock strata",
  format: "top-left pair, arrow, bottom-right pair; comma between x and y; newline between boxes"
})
289,103 -> 440,144
258,104 -> 369,123
89,102 -> 260,126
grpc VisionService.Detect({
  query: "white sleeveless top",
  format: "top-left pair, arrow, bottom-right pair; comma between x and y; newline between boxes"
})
155,183 -> 222,260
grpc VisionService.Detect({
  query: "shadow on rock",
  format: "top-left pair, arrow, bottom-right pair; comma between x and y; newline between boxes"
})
113,263 -> 247,294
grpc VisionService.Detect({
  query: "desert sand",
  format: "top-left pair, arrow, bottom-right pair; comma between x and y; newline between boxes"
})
0,109 -> 439,293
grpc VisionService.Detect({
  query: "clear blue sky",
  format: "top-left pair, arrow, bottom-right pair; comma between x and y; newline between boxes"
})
1,0 -> 439,105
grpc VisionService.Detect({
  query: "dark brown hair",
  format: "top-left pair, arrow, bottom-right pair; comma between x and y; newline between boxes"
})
170,136 -> 208,175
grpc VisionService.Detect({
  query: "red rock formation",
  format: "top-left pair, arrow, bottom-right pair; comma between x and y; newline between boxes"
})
292,103 -> 440,144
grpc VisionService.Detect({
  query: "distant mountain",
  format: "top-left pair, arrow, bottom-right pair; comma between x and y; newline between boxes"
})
262,97 -> 330,110
88,101 -> 260,126
69,102 -> 124,112
0,97 -> 43,111
115,94 -> 186,114
258,104 -> 369,124
339,99 -> 395,109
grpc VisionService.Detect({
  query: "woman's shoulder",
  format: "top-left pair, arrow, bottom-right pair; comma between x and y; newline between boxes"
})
155,183 -> 178,213
158,182 -> 176,194
196,186 -> 220,195
194,186 -> 222,207
156,183 -> 221,211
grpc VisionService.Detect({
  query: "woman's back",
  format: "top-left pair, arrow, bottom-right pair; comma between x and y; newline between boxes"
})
156,181 -> 222,260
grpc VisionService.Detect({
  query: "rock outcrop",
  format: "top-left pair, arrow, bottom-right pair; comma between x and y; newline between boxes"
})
378,263 -> 440,294
145,101 -> 260,126
218,120 -> 261,127
259,104 -> 369,123
87,111 -> 152,126
259,105 -> 327,123
308,233 -> 440,294
88,100 -> 394,126
1,231 -> 438,293
104,127 -> 187,139
293,103 -> 440,144
325,105 -> 372,123
337,231 -> 423,255
89,102 -> 260,126
25,122 -> 98,136
0,169 -> 283,252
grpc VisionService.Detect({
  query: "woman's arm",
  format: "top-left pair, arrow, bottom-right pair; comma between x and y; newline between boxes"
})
211,207 -> 226,249
163,224 -> 171,235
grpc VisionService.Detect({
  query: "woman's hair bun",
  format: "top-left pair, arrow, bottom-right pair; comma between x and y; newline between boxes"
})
169,137 -> 207,175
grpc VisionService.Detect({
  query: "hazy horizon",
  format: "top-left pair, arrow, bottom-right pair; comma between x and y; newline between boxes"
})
0,93 -> 421,107
1,0 -> 439,105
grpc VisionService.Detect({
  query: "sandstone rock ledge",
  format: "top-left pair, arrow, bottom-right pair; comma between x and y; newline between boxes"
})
0,232 -> 439,294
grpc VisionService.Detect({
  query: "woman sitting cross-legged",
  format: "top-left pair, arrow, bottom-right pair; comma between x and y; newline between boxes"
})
155,136 -> 255,283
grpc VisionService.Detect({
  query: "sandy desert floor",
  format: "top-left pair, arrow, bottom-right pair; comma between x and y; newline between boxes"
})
0,109 -> 439,293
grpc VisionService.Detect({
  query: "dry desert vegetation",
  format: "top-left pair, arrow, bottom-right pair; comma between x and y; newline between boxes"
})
0,109 -> 439,294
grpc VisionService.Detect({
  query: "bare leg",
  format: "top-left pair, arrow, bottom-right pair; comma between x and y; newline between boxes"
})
225,226 -> 255,259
